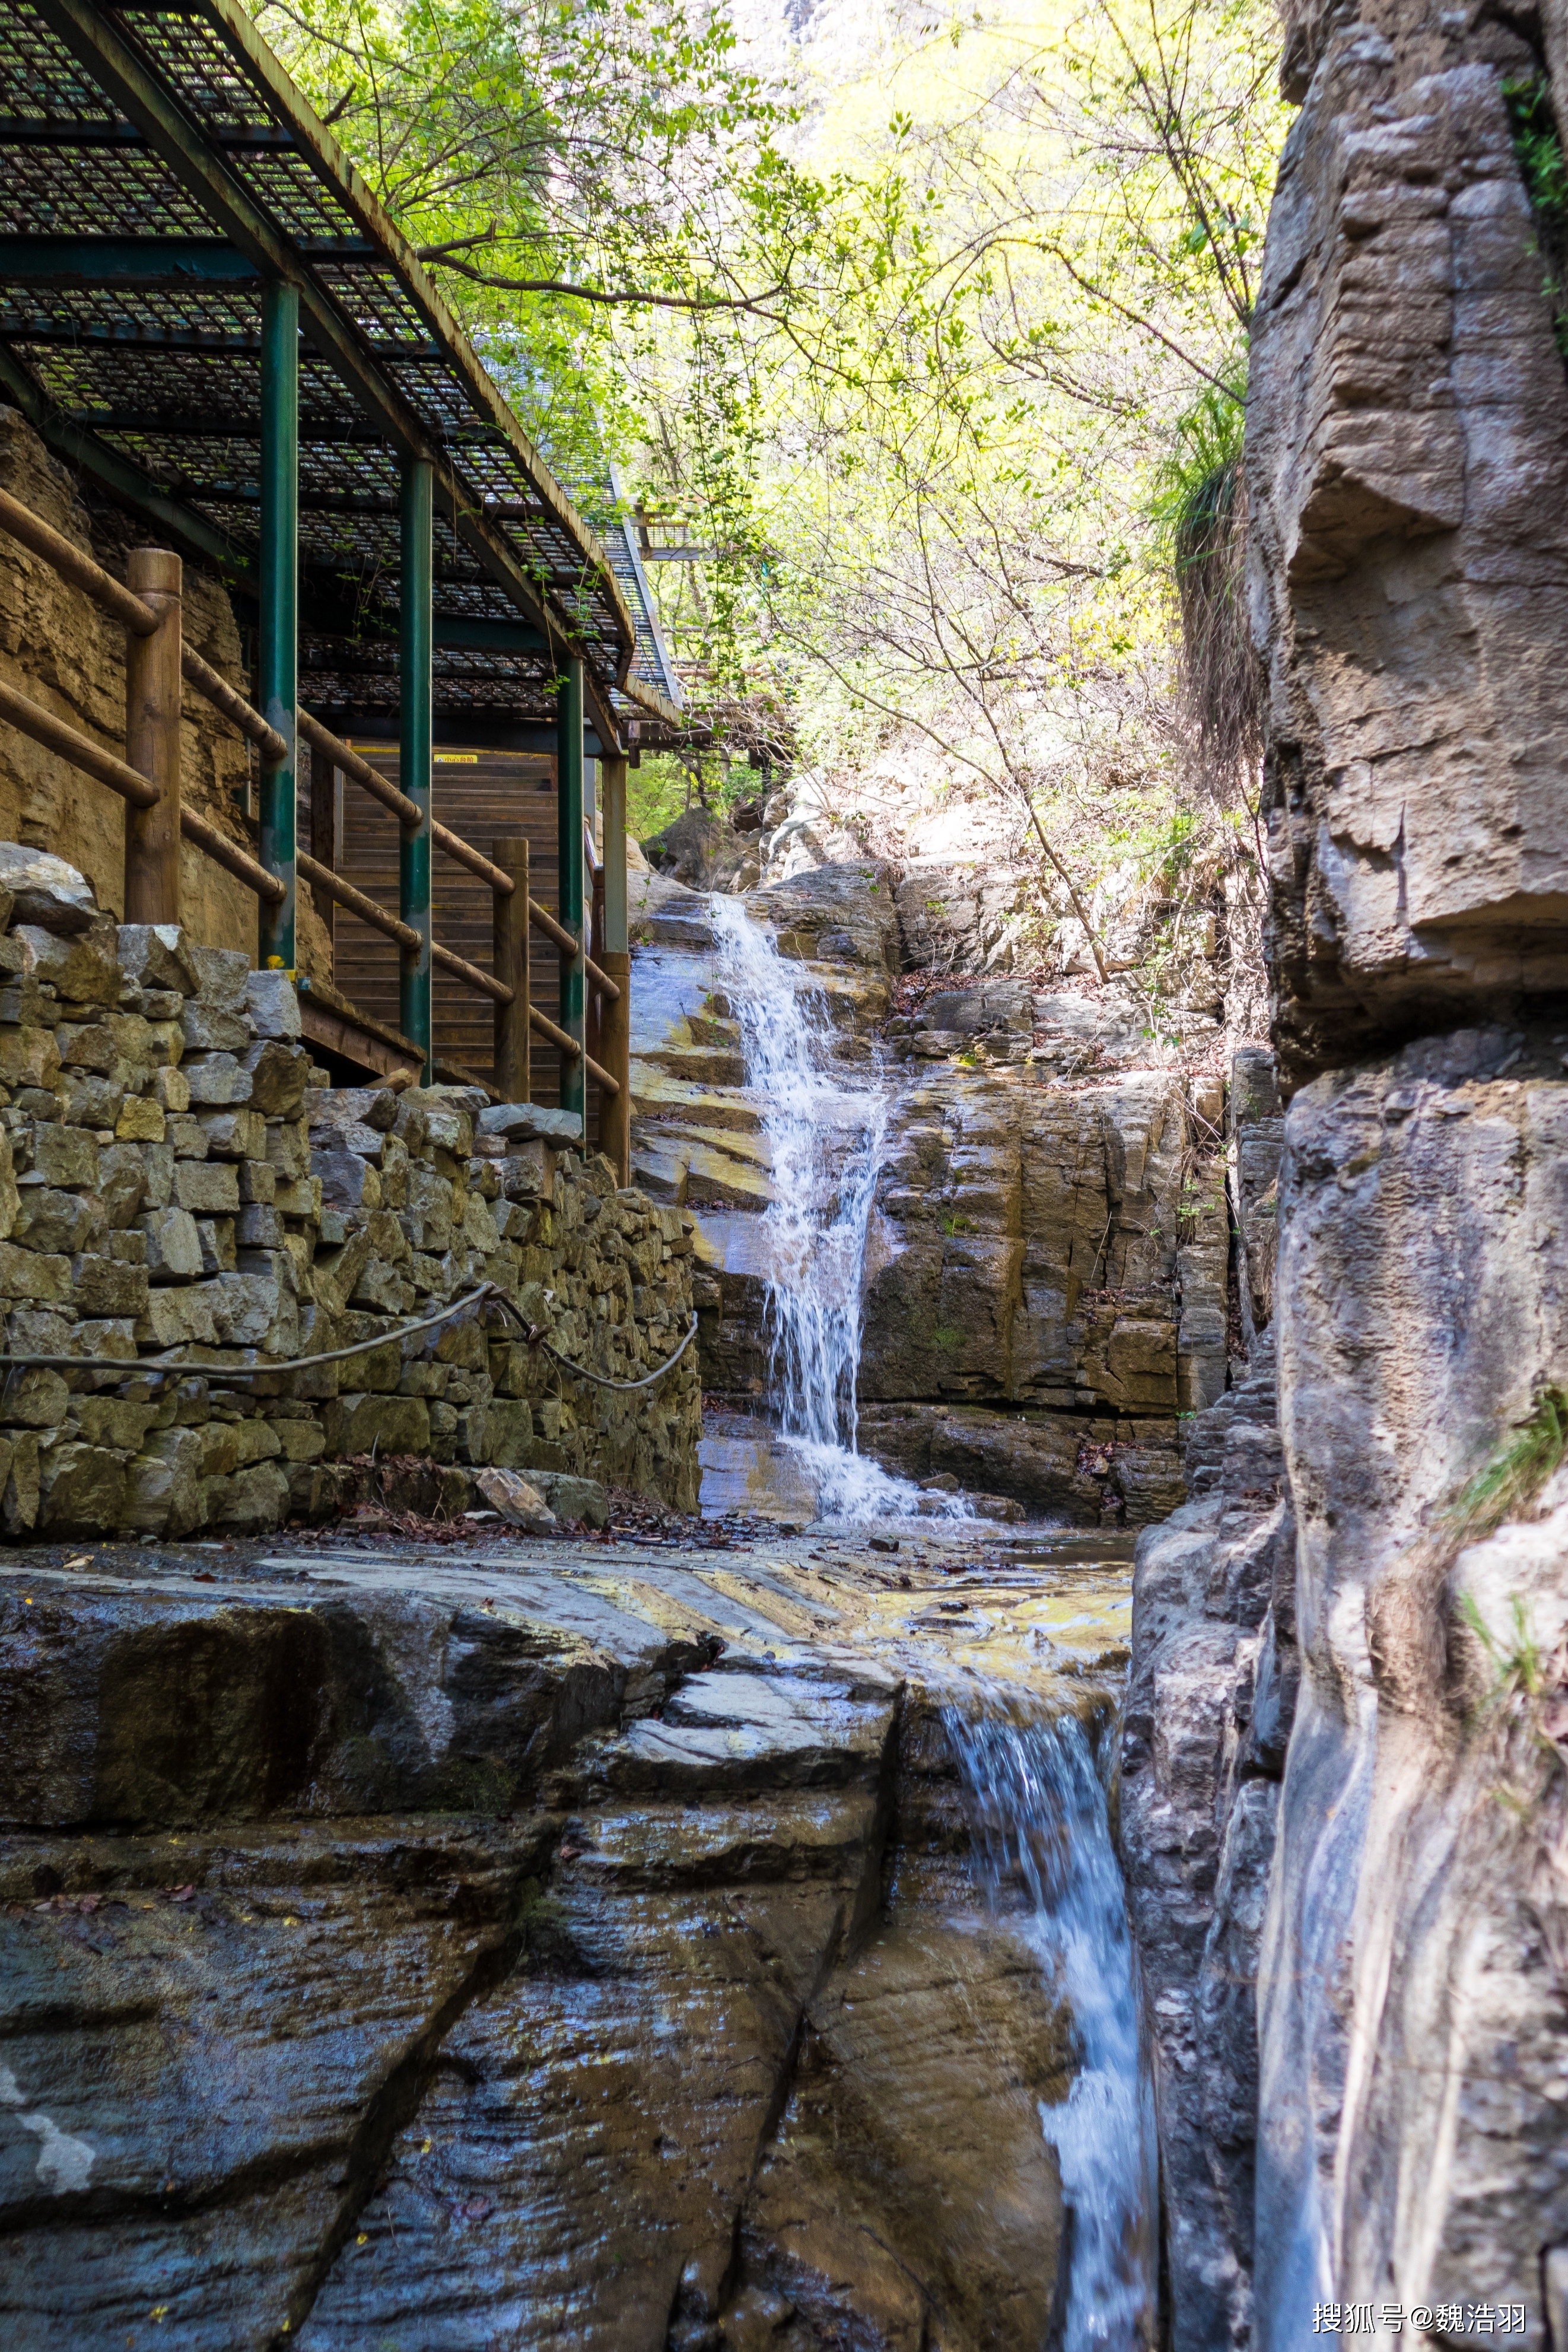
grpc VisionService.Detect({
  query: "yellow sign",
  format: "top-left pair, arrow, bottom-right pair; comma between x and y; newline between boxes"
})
436,752 -> 479,764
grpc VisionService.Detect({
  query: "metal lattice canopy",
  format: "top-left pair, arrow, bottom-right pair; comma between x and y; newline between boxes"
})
0,0 -> 685,749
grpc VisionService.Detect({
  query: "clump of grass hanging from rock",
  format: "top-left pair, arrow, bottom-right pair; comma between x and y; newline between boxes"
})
1150,375 -> 1261,800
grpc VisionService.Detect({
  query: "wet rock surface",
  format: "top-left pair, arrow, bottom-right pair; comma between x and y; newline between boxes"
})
0,1521 -> 1133,2349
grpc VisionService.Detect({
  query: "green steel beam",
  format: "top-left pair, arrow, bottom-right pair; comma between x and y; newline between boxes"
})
32,0 -> 631,734
0,235 -> 372,282
258,280 -> 298,971
556,657 -> 586,1124
399,457 -> 434,1081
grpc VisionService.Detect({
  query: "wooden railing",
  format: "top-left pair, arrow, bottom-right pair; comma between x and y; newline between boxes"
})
0,484 -> 629,1154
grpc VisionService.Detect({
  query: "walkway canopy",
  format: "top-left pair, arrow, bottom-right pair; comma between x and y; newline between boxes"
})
0,0 -> 685,752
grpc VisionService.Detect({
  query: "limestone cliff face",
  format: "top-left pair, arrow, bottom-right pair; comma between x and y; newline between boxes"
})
1227,1 -> 1568,2342
1248,0 -> 1568,1082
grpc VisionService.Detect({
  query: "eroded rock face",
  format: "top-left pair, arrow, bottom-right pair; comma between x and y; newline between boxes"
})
1243,2 -> 1568,2334
1248,0 -> 1568,1082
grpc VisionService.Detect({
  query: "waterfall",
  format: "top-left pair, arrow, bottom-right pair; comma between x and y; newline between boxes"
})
946,1692 -> 1158,2350
707,895 -> 949,1519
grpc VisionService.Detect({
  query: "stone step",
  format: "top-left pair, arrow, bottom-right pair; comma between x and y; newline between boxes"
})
643,1044 -> 748,1088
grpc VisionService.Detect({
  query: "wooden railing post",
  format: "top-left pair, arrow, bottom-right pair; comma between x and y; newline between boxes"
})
123,546 -> 182,925
308,744 -> 339,963
493,835 -> 530,1102
555,659 -> 586,1124
599,751 -> 631,1185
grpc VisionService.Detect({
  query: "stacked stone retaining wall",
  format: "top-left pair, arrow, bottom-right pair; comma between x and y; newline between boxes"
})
0,863 -> 699,1540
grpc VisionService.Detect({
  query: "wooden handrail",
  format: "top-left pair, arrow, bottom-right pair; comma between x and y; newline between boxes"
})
297,851 -> 419,951
0,675 -> 158,808
182,646 -> 286,763
297,710 -> 423,829
432,937 -> 511,1005
528,1000 -> 619,1095
0,483 -> 158,637
524,892 -> 619,1001
433,817 -> 513,895
181,806 -> 286,904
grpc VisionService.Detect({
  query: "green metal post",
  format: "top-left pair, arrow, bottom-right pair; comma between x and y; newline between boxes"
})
400,456 -> 433,1080
258,279 -> 298,968
556,656 -> 586,1123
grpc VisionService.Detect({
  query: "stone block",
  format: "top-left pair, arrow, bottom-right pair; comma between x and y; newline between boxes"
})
38,1442 -> 129,1535
27,1123 -> 98,1191
462,1194 -> 500,1253
135,1283 -> 222,1348
70,1254 -> 149,1318
166,1113 -> 208,1160
266,1119 -> 310,1182
12,1186 -> 97,1255
15,920 -> 118,1005
314,1149 -> 379,1211
199,1107 -> 267,1160
0,1025 -> 61,1091
139,1141 -> 174,1211
481,1398 -> 533,1466
115,1095 -> 165,1143
0,1241 -> 69,1301
153,1064 -> 190,1113
0,846 -> 94,933
61,1072 -> 126,1130
183,1053 -> 252,1106
0,1369 -> 69,1429
118,923 -> 199,996
350,1258 -> 412,1315
179,1002 -> 251,1053
74,1397 -> 159,1451
243,1040 -> 308,1118
217,1254 -> 300,1353
473,1464 -> 557,1532
238,1159 -> 276,1204
185,941 -> 250,1010
478,1101 -> 583,1145
173,1159 -> 240,1216
323,1393 -> 431,1456
272,1419 -> 326,1462
200,1460 -> 290,1535
93,1148 -> 146,1239
273,1176 -> 319,1218
245,970 -> 302,1040
532,1471 -> 609,1528
139,1204 -> 204,1282
56,1021 -> 116,1073
237,1204 -> 285,1250
2,1429 -> 38,1533
196,1217 -> 237,1276
121,1450 -> 202,1538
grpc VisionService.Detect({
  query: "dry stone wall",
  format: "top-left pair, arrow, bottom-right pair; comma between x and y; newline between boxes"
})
0,854 -> 699,1540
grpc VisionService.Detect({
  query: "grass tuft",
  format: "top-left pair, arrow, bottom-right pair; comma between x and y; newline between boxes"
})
1446,1386 -> 1568,1552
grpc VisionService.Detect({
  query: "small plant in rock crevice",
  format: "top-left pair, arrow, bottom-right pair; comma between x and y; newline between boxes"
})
1502,71 -> 1568,358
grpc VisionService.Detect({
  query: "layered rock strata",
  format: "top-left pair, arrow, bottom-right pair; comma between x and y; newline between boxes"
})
0,866 -> 698,1539
0,1524 -> 1128,2348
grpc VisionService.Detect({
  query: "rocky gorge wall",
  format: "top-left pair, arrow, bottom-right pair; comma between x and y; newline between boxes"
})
1119,1 -> 1568,2344
0,851 -> 699,1540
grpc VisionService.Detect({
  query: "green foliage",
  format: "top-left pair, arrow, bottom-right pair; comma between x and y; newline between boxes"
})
1447,1387 -> 1568,1550
1459,1591 -> 1546,1706
1502,73 -> 1568,355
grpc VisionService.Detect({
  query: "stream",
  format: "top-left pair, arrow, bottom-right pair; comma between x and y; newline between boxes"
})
708,893 -> 1158,2347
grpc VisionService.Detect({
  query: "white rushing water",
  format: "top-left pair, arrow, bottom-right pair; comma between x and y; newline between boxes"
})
946,1694 -> 1158,2349
707,895 -> 954,1520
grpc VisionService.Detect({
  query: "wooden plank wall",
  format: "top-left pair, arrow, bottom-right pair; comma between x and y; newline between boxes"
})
332,746 -> 562,1103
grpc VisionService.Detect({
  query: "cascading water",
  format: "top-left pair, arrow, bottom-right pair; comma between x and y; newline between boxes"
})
707,894 -> 950,1518
946,1692 -> 1158,2350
